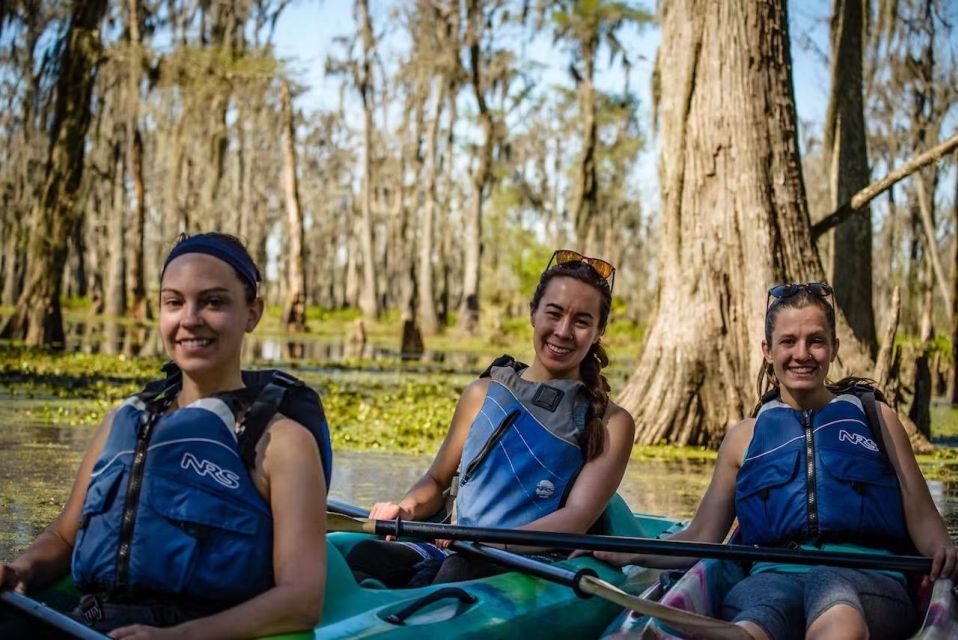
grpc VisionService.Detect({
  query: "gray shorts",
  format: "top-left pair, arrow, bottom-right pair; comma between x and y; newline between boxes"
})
719,567 -> 917,640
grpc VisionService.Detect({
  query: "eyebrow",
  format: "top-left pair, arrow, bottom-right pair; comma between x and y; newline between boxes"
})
160,287 -> 233,295
545,302 -> 595,319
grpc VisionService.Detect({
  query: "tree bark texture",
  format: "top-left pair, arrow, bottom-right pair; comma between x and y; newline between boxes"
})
1,0 -> 108,347
619,0 -> 871,445
356,0 -> 380,319
105,141 -> 127,317
457,0 -> 493,335
825,0 -> 876,355
570,32 -> 598,253
417,77 -> 447,337
951,153 -> 958,405
125,0 -> 148,320
280,81 -> 307,332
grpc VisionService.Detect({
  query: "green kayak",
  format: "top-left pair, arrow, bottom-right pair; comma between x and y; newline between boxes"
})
4,495 -> 679,639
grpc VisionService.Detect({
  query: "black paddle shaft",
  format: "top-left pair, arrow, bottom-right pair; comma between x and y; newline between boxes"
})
324,501 -> 600,599
1,591 -> 110,640
377,518 -> 933,574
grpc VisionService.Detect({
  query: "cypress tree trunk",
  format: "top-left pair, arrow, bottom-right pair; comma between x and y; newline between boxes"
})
1,0 -> 109,347
618,0 -> 872,445
280,81 -> 307,332
825,0 -> 876,355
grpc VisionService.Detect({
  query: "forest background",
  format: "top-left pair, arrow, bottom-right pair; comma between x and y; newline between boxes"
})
1,0 -> 958,456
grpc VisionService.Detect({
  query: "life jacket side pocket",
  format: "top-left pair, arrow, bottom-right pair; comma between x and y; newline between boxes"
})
734,450 -> 803,545
72,464 -> 127,589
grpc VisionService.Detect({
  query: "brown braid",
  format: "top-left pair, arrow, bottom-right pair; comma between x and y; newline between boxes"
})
530,260 -> 613,461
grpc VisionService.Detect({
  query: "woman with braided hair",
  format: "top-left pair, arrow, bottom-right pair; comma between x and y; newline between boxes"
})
346,249 -> 635,585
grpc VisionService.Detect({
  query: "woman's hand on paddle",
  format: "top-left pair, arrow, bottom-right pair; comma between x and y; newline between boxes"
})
0,562 -> 30,593
927,544 -> 958,583
569,549 -> 639,566
369,501 -> 412,541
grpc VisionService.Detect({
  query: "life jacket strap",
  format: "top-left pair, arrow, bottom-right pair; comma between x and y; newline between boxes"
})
236,371 -> 303,468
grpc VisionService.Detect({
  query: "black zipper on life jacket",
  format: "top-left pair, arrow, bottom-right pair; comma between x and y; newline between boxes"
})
461,410 -> 520,485
802,409 -> 819,538
113,405 -> 163,591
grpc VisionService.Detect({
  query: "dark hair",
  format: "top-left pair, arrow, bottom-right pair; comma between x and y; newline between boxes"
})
530,261 -> 613,461
165,232 -> 260,303
755,289 -> 837,402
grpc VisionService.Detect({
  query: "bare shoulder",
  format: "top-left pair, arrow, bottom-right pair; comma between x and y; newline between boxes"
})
603,401 -> 636,432
461,377 -> 491,402
265,415 -> 321,453
876,400 -> 903,428
718,417 -> 755,464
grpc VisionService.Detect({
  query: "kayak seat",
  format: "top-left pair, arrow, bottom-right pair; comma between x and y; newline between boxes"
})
359,577 -> 389,590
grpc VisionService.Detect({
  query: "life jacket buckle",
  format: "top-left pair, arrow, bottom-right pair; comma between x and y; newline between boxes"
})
77,593 -> 104,625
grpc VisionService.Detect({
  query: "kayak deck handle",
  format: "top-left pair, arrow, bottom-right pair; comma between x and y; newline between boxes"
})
382,587 -> 478,626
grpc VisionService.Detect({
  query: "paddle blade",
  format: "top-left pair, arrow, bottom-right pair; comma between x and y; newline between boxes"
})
327,512 -> 376,534
578,575 -> 750,640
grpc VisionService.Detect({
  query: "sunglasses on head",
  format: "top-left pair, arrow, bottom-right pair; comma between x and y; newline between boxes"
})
766,282 -> 834,310
546,249 -> 616,292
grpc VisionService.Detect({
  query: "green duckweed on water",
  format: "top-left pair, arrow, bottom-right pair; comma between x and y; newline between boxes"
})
1,342 -> 957,461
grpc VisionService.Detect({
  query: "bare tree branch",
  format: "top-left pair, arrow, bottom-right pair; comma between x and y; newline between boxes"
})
811,132 -> 958,241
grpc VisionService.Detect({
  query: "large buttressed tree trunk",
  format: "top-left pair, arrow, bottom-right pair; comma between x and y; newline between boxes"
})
1,0 -> 108,347
619,0 -> 870,445
826,0 -> 877,356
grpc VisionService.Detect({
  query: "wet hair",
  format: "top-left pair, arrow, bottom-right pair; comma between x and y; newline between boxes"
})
530,261 -> 613,461
163,232 -> 260,303
755,289 -> 838,404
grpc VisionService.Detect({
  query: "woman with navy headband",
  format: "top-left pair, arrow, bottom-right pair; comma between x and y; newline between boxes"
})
1,233 -> 330,638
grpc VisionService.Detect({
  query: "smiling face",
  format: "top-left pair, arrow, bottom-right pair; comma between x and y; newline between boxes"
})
529,275 -> 604,380
159,253 -> 263,385
762,304 -> 839,406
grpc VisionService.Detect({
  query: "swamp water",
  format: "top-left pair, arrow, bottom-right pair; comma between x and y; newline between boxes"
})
2,411 -> 956,561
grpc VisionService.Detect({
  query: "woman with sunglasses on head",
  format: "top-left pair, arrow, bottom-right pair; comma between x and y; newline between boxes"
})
589,282 -> 957,640
346,250 -> 635,586
0,233 -> 330,639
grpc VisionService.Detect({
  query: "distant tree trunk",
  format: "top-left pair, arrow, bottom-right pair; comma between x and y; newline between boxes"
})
910,350 -> 932,439
618,0 -> 872,445
825,0 -> 876,356
569,30 -> 598,252
280,81 -> 307,332
356,0 -> 380,319
105,141 -> 127,317
458,0 -> 493,335
125,0 -> 148,320
951,154 -> 958,405
2,221 -> 24,306
1,0 -> 108,347
417,78 -> 447,337
344,230 -> 360,309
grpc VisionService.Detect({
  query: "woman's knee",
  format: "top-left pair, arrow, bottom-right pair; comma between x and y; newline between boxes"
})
805,603 -> 868,640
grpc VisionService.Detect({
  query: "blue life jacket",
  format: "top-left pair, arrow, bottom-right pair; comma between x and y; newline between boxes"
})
455,359 -> 588,528
735,394 -> 908,549
72,367 -> 332,603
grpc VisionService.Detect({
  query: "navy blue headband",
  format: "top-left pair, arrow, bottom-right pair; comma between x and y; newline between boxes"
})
161,235 -> 261,292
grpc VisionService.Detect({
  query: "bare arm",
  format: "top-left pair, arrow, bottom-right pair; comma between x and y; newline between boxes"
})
590,418 -> 752,569
876,402 -> 957,581
122,418 -> 328,640
0,411 -> 114,593
370,379 -> 489,521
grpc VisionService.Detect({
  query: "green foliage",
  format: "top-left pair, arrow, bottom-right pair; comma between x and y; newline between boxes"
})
319,375 -> 466,454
